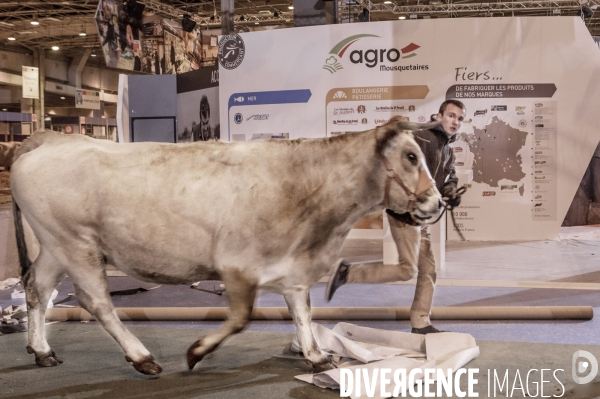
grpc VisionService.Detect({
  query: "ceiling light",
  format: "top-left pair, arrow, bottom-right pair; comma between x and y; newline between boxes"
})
579,6 -> 593,17
52,45 -> 59,50
384,1 -> 392,3
60,96 -> 65,100
31,20 -> 39,26
1,108 -> 6,111
358,8 -> 370,22
79,26 -> 86,36
399,15 -> 406,19
125,0 -> 146,18
181,14 -> 196,32
255,22 -> 259,25
288,6 -> 294,9
7,37 -> 15,41
91,52 -> 97,57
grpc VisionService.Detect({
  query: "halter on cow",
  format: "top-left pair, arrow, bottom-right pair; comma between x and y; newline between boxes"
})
11,117 -> 443,375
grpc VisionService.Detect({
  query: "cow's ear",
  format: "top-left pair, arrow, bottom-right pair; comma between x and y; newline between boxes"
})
375,127 -> 399,156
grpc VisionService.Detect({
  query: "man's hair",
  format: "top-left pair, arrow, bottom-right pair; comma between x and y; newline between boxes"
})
438,99 -> 466,115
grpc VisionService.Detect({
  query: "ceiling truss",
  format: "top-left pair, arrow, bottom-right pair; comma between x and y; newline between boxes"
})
0,0 -> 598,59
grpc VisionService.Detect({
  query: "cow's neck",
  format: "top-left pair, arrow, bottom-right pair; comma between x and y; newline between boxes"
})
290,130 -> 388,235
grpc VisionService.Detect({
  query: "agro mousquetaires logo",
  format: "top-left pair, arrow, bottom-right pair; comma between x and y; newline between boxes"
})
218,34 -> 245,70
323,34 -> 426,73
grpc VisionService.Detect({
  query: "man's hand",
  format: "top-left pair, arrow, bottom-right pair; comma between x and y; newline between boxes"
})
443,186 -> 463,208
446,194 -> 461,208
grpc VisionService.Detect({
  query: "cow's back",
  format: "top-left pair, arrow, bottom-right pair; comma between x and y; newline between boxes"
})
10,132 -> 371,287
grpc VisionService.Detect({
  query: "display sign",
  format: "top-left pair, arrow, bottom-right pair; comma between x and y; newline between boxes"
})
75,89 -> 101,110
219,17 -> 600,241
22,66 -> 39,99
95,0 -> 211,74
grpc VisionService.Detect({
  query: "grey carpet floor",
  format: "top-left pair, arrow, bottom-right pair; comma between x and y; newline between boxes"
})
3,277 -> 600,345
2,324 -> 600,398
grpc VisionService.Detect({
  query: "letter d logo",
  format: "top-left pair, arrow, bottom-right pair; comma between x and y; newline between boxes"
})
572,350 -> 598,384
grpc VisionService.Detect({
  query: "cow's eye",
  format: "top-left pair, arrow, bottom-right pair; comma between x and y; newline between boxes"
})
407,152 -> 418,165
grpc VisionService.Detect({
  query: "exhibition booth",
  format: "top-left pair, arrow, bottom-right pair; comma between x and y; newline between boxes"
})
115,16 -> 600,268
3,13 -> 600,399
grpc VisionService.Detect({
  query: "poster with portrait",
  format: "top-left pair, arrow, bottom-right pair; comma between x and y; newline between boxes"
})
162,19 -> 205,74
94,0 -> 140,70
164,28 -> 185,75
176,65 -> 220,143
140,38 -> 164,75
95,0 -> 210,74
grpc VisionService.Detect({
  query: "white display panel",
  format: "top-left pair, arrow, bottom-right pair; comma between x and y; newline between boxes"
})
219,17 -> 600,241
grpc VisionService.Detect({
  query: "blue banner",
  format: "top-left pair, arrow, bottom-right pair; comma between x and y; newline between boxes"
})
228,89 -> 312,110
227,89 -> 312,140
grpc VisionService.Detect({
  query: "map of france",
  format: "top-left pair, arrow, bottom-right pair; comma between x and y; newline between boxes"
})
458,116 -> 528,188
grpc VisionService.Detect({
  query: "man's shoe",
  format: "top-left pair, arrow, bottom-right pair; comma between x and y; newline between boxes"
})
325,260 -> 350,302
411,325 -> 445,335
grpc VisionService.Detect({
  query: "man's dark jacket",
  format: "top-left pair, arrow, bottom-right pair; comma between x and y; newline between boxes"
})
386,124 -> 458,224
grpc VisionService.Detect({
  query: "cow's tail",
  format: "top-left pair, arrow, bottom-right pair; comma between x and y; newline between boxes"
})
12,198 -> 32,277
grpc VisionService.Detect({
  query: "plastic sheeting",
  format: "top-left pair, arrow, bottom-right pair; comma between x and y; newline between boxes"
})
295,323 -> 479,399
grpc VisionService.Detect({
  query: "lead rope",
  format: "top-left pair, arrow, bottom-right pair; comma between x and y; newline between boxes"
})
428,184 -> 468,241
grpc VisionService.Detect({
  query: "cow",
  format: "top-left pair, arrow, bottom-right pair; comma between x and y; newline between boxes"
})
11,117 -> 443,376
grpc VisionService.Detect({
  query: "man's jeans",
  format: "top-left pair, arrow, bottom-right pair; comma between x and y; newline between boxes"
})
347,216 -> 436,329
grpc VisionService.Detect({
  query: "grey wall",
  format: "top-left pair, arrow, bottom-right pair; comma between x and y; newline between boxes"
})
128,74 -> 177,142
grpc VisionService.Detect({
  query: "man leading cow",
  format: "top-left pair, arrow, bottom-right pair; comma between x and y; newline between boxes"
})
326,99 -> 466,335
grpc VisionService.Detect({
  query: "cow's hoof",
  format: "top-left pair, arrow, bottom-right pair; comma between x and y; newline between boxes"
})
35,351 -> 63,367
186,340 -> 205,370
312,357 -> 335,373
126,355 -> 162,375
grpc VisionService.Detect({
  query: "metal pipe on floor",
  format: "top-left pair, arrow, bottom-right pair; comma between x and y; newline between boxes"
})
45,306 -> 593,321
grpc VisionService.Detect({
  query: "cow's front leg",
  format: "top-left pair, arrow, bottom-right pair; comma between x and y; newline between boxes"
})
284,289 -> 334,372
187,269 -> 258,370
68,260 -> 162,376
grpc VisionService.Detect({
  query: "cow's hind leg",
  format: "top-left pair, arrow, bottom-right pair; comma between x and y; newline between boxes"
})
285,289 -> 334,372
68,254 -> 162,375
187,270 -> 257,370
23,250 -> 65,367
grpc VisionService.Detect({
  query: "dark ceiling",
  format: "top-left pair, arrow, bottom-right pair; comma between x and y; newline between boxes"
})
0,0 -> 598,60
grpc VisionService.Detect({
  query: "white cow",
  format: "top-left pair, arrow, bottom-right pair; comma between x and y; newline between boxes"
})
11,118 -> 443,375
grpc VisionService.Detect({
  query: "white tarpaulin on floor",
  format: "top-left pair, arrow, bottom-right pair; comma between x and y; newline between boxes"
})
295,323 -> 479,398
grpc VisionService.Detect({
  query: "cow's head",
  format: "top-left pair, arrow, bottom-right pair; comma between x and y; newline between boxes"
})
375,117 -> 443,224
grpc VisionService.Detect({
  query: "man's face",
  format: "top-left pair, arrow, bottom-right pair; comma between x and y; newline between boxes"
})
436,103 -> 465,137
